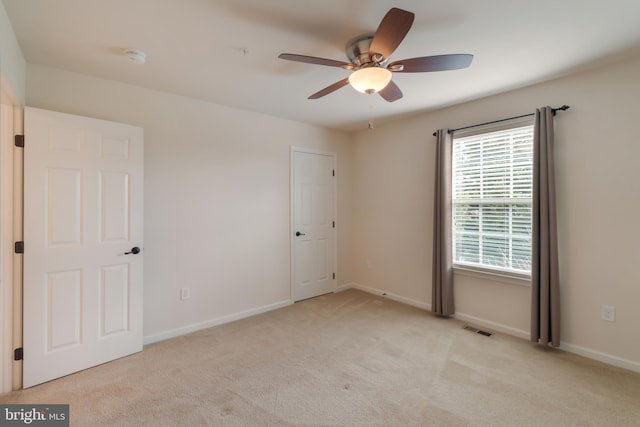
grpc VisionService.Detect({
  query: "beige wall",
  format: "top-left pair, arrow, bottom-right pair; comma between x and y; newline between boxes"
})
26,64 -> 354,341
17,39 -> 640,371
351,55 -> 640,370
0,1 -> 25,104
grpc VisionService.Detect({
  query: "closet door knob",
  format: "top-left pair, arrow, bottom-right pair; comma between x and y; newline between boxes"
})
124,246 -> 141,255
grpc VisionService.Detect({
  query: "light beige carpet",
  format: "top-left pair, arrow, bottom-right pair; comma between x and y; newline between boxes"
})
2,289 -> 639,426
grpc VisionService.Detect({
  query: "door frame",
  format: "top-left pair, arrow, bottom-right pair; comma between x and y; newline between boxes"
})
0,76 -> 24,392
289,146 -> 338,302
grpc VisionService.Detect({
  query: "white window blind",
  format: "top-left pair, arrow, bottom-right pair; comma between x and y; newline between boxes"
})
452,123 -> 533,276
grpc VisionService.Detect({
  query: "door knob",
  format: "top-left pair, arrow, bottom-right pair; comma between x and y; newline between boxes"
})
124,246 -> 141,255
295,231 -> 305,236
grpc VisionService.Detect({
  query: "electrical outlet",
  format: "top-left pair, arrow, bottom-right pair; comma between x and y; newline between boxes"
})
180,288 -> 190,301
601,305 -> 615,322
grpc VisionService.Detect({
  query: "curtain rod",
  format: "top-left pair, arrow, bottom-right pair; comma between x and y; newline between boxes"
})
431,105 -> 570,137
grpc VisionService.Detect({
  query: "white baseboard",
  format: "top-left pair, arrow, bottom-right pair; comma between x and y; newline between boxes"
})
335,283 -> 354,293
453,312 -> 640,373
453,312 -> 530,340
559,342 -> 640,374
453,313 -> 640,374
143,299 -> 293,346
340,282 -> 431,311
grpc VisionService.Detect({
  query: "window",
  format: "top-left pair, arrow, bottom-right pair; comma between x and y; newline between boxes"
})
452,120 -> 533,277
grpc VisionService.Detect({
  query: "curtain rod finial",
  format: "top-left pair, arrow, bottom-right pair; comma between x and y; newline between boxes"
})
551,105 -> 570,116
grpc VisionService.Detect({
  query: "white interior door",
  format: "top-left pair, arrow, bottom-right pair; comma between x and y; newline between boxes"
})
292,149 -> 336,302
23,107 -> 143,387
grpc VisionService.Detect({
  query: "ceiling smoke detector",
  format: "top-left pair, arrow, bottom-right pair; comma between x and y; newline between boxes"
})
124,49 -> 146,65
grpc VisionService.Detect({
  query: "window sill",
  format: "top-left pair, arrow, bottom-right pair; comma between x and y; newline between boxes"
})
453,265 -> 531,287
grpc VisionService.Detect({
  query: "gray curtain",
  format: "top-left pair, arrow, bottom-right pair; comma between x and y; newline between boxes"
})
531,107 -> 561,347
432,129 -> 454,316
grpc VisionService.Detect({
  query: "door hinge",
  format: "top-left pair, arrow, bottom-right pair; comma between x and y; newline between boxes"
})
333,221 -> 335,228
14,241 -> 24,254
333,272 -> 336,280
14,135 -> 24,148
14,347 -> 23,361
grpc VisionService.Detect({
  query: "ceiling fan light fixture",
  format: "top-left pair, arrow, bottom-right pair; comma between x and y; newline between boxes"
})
348,66 -> 392,94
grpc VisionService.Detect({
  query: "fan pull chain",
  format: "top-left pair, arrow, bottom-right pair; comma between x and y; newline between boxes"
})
368,94 -> 375,130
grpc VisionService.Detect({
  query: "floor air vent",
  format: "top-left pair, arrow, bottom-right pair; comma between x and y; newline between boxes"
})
463,325 -> 493,337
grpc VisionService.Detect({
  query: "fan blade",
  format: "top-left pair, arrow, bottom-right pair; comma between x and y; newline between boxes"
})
308,78 -> 350,99
278,53 -> 352,69
378,80 -> 403,102
369,8 -> 415,60
389,54 -> 473,73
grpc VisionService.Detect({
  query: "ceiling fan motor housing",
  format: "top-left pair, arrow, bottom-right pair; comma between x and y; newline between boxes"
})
346,34 -> 379,66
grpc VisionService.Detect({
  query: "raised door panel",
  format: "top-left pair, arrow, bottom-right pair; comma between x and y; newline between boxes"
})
100,172 -> 130,243
46,169 -> 82,247
46,270 -> 82,351
100,264 -> 130,337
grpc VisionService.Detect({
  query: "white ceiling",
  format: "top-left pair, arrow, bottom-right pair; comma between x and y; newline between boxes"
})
4,0 -> 640,131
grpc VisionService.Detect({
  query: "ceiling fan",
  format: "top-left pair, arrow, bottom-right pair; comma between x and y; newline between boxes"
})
278,7 -> 473,102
